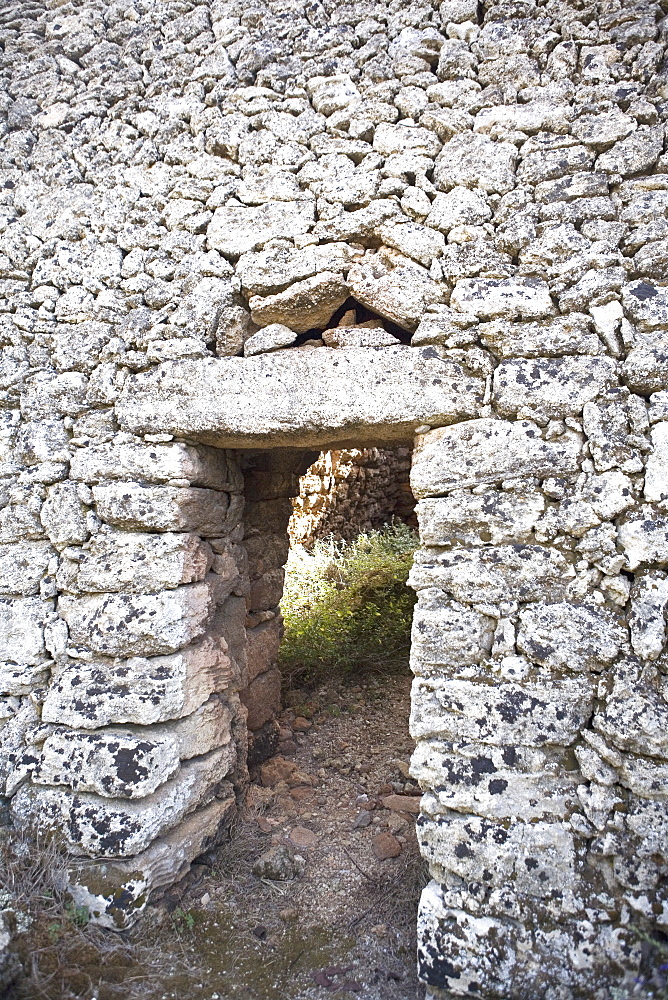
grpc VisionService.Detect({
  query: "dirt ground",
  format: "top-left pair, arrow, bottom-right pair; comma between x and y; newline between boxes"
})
154,670 -> 426,1000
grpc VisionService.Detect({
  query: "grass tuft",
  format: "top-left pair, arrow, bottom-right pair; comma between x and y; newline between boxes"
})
279,522 -> 417,688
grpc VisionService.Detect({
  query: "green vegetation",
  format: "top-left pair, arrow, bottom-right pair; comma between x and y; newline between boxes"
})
279,522 -> 418,687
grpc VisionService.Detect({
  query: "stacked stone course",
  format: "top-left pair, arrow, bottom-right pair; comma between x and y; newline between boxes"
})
0,0 -> 668,993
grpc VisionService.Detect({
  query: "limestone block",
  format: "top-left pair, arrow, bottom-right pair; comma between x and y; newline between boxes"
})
411,742 -> 579,820
450,278 -> 554,321
246,617 -> 283,683
42,637 -> 232,727
597,127 -> 664,176
58,580 -> 217,657
243,324 -> 297,356
571,108 -> 636,149
628,571 -> 668,661
411,674 -> 593,745
373,122 -> 441,158
517,602 -> 626,672
71,438 -> 236,489
116,348 -> 483,450
478,314 -> 600,358
475,102 -> 573,136
242,667 -> 281,730
493,357 -> 617,419
410,590 -> 493,674
425,187 -> 491,233
0,663 -> 49,696
0,597 -> 51,665
622,331 -> 668,395
410,419 -> 582,498
0,541 -> 54,596
347,260 -> 445,331
644,422 -> 668,503
20,370 -> 88,420
306,74 -> 360,116
34,729 -> 182,798
15,419 -> 71,466
618,505 -> 668,570
249,272 -> 349,333
376,221 -> 446,267
416,491 -> 545,546
12,746 -> 232,857
419,808 -> 575,898
40,481 -> 89,548
207,202 -> 315,257
92,483 -> 230,535
583,394 -> 644,474
69,798 -> 235,928
582,471 -> 635,520
249,567 -> 284,613
135,696 -> 233,760
622,281 -> 668,331
433,132 -> 517,194
76,530 -> 214,594
237,242 -> 358,296
322,328 -> 399,348
594,663 -> 668,758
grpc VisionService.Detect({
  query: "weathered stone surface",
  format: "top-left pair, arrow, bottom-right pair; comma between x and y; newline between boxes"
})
373,122 -> 441,158
0,541 -> 54,596
450,278 -> 555,320
42,637 -> 232,727
376,221 -> 446,267
628,572 -> 668,661
416,492 -> 545,546
69,797 -> 235,928
493,357 -> 617,419
622,332 -> 668,395
622,281 -> 668,331
409,545 -> 575,604
242,667 -> 282,730
411,674 -> 593,745
243,323 -> 297,356
433,132 -> 517,194
597,127 -> 664,176
411,419 -> 582,498
594,663 -> 668,758
479,314 -> 600,358
347,259 -> 445,331
321,327 -> 399,348
425,187 -> 491,233
412,742 -> 578,820
207,202 -> 315,256
517,602 -> 625,672
618,505 -> 668,570
410,590 -> 494,674
92,484 -> 230,535
0,597 -> 52,666
249,272 -> 349,333
116,349 -> 483,449
58,581 -> 217,657
12,747 -> 232,857
34,729 -> 182,798
237,243 -> 357,297
582,393 -> 645,474
75,531 -> 214,594
71,439 -> 235,489
40,482 -> 89,548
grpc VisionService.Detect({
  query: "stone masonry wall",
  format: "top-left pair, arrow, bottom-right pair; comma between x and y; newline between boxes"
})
289,446 -> 414,547
1,0 -> 668,993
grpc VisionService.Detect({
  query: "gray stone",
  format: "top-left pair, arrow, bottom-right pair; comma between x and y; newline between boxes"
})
517,602 -> 626,673
416,492 -> 545,547
249,272 -> 349,333
0,597 -> 52,666
41,637 -> 233,728
628,572 -> 668,662
347,258 -> 445,331
116,348 -> 483,450
425,187 -> 491,233
479,314 -> 601,358
645,422 -> 668,502
0,541 -> 54,596
410,590 -> 494,674
493,357 -> 618,420
40,482 -> 89,548
376,221 -> 447,267
322,328 -> 399,348
597,127 -> 664,176
71,438 -> 235,489
58,581 -> 217,657
594,663 -> 668,759
410,419 -> 582,498
622,332 -> 668,395
92,484 -> 231,535
207,202 -> 315,257
236,242 -> 358,297
12,747 -> 233,857
253,844 -> 305,880
75,530 -> 214,594
450,278 -> 555,321
243,324 -> 298,356
409,545 -> 575,604
618,505 -> 668,570
411,673 -> 593,745
622,281 -> 668,331
433,132 -> 517,194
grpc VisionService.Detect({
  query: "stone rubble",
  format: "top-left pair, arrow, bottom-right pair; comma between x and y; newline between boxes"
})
0,0 -> 666,994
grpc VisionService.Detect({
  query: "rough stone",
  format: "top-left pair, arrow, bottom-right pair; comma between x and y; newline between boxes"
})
516,602 -> 626,672
479,314 -> 600,358
74,531 -> 214,594
243,324 -> 297,356
347,259 -> 445,331
618,505 -> 668,570
450,278 -> 555,320
92,484 -> 231,535
116,348 -> 483,449
249,272 -> 349,333
207,202 -> 315,257
0,542 -> 54,597
493,357 -> 618,419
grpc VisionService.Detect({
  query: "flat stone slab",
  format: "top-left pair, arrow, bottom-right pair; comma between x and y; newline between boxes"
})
116,347 -> 483,449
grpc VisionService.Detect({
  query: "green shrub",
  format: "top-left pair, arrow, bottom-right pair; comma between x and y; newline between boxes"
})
279,522 -> 417,687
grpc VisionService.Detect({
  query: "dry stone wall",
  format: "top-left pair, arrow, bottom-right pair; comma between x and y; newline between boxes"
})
289,446 -> 414,546
1,0 -> 668,994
